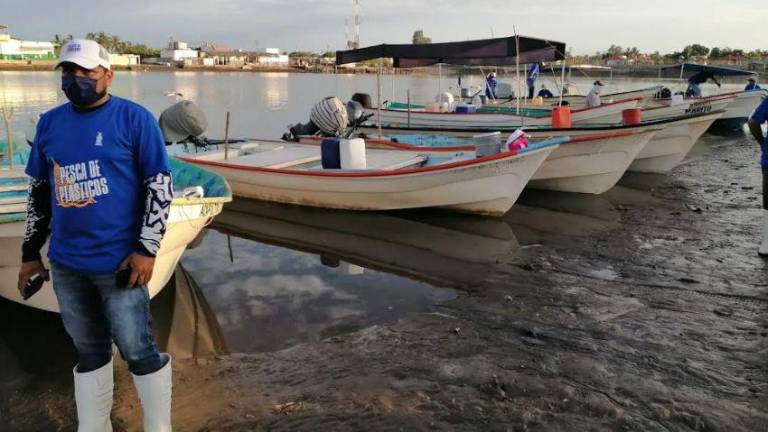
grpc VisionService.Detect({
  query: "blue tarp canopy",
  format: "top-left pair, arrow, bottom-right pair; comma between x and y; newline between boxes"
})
336,36 -> 566,67
661,63 -> 756,77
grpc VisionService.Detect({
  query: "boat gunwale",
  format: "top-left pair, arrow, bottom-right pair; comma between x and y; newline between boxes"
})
371,97 -> 642,118
358,109 -> 726,136
175,139 -> 564,178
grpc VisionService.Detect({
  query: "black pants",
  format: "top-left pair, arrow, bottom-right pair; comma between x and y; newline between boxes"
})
763,168 -> 768,209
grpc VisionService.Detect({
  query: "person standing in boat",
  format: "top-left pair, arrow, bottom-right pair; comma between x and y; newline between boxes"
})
485,72 -> 498,100
745,77 -> 762,91
526,63 -> 540,99
17,39 -> 174,431
685,71 -> 721,98
585,80 -> 603,107
748,96 -> 768,256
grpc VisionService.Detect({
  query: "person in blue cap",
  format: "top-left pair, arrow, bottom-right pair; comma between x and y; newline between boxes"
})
526,63 -> 540,99
748,96 -> 768,256
17,39 -> 174,431
745,77 -> 762,92
485,72 -> 498,100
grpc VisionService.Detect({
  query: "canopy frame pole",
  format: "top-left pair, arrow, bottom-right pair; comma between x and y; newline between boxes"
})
407,89 -> 411,129
377,62 -> 382,138
559,59 -> 566,107
392,70 -> 395,101
514,29 -> 520,115
438,63 -> 443,96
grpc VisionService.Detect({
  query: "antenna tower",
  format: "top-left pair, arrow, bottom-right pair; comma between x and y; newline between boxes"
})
346,0 -> 360,49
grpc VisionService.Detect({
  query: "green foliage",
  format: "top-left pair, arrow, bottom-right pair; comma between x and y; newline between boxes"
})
412,30 -> 432,45
80,32 -> 159,58
680,44 -> 710,59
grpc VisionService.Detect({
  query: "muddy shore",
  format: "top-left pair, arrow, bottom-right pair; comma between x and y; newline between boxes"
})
1,131 -> 767,431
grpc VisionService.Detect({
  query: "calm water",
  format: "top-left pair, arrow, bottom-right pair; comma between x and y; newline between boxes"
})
0,70 -> 754,357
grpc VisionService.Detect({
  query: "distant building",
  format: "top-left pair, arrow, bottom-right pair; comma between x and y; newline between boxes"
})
199,43 -> 247,66
160,40 -> 199,62
0,34 -> 55,60
109,53 -> 141,66
251,47 -> 289,65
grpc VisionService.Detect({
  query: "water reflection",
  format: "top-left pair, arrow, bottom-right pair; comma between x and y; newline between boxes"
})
262,72 -> 290,111
181,200 -> 503,353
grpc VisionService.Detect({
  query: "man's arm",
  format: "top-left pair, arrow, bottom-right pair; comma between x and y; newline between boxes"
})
748,119 -> 765,144
18,178 -> 51,292
137,171 -> 173,257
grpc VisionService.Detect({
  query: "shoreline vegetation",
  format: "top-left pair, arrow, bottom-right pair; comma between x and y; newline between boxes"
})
2,60 -> 764,79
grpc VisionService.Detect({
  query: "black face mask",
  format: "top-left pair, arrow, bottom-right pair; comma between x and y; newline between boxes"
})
61,75 -> 107,106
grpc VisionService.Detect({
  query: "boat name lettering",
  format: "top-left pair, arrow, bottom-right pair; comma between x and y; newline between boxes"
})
685,102 -> 712,115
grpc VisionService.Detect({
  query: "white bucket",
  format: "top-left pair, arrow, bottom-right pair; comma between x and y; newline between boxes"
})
671,94 -> 684,106
340,138 -> 367,169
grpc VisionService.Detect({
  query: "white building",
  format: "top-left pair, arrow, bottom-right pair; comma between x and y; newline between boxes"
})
109,53 -> 141,66
160,41 -> 199,62
253,47 -> 289,65
0,34 -> 55,60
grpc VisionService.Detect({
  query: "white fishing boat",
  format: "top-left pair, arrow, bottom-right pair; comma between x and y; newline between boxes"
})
367,97 -> 640,130
301,125 -> 659,195
655,63 -> 767,131
628,110 -> 724,173
0,159 -> 232,313
640,94 -> 735,122
173,138 -> 564,216
509,85 -> 665,110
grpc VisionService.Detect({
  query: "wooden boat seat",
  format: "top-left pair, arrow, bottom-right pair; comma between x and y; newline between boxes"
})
230,146 -> 322,168
365,152 -> 427,170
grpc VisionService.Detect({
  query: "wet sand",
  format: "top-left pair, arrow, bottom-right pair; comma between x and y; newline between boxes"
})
2,132 -> 768,431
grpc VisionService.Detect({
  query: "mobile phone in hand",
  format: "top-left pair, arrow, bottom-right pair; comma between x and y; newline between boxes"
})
21,274 -> 46,300
115,267 -> 133,289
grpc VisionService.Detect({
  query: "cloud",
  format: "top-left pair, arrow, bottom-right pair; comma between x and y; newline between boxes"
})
5,0 -> 767,55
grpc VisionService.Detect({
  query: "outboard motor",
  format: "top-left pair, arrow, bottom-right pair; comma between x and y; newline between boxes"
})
159,100 -> 208,146
654,87 -> 672,99
310,96 -> 349,137
351,92 -> 373,109
346,100 -> 364,123
282,97 -> 364,142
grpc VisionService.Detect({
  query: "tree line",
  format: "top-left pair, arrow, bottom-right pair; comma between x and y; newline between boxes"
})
51,33 -> 159,58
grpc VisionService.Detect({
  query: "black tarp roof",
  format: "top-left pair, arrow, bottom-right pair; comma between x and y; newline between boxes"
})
661,63 -> 756,77
336,36 -> 566,67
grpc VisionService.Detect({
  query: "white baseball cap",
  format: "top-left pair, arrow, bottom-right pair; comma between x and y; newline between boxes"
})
56,39 -> 111,70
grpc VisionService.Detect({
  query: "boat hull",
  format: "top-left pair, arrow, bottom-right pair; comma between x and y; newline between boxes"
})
179,146 -> 557,217
628,112 -> 723,173
709,90 -> 767,132
366,99 -> 640,129
0,200 -> 224,313
527,129 -> 658,194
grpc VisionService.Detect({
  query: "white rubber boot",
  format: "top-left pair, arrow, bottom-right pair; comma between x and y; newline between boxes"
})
132,354 -> 172,432
73,358 -> 113,432
760,210 -> 768,257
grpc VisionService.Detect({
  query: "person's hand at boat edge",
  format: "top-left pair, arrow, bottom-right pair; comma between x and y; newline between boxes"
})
17,260 -> 50,294
120,253 -> 155,288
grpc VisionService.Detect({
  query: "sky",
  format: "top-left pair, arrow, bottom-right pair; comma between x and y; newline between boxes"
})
3,0 -> 768,55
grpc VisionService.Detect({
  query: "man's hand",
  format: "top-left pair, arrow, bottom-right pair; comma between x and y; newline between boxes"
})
120,253 -> 156,288
17,260 -> 50,295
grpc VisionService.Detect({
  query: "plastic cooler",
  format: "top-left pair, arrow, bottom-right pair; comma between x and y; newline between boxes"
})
321,138 -> 341,169
551,107 -> 572,128
622,108 -> 642,125
455,104 -> 477,113
473,132 -> 502,157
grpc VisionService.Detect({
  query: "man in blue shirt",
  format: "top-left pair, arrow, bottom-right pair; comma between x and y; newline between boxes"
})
748,96 -> 768,256
526,63 -> 540,99
745,77 -> 761,92
485,72 -> 498,100
17,40 -> 174,431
